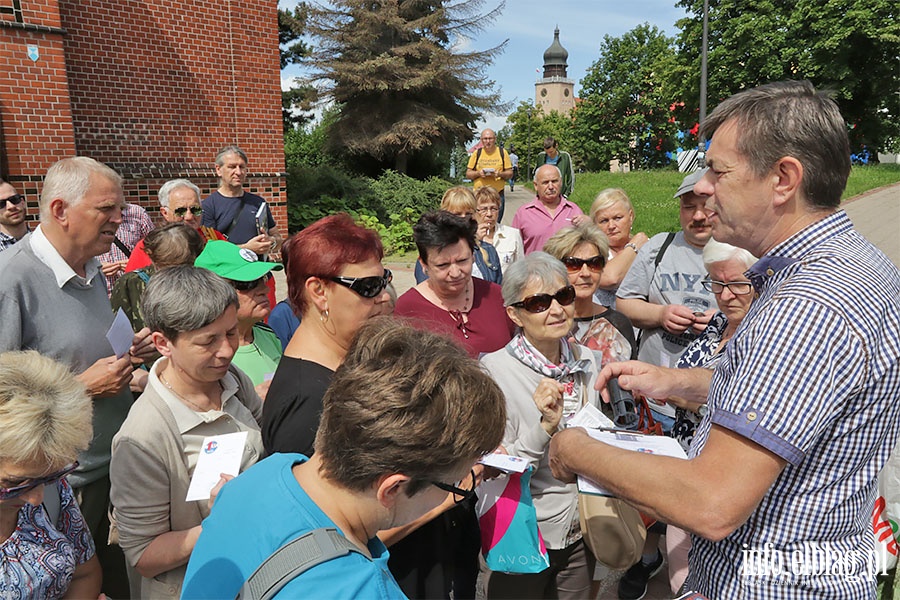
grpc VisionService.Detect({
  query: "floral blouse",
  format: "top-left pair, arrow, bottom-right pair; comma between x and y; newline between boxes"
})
672,311 -> 730,451
0,478 -> 95,600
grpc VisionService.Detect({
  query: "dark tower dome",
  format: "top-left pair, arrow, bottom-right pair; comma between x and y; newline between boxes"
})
542,28 -> 568,78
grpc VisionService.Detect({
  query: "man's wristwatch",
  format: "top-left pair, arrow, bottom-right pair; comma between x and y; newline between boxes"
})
625,242 -> 639,253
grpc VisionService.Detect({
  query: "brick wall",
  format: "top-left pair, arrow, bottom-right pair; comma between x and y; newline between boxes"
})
0,0 -> 74,223
1,0 -> 286,231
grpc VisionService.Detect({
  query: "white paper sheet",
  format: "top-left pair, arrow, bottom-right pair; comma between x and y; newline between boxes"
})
567,403 -> 615,429
185,431 -> 248,502
576,428 -> 688,497
478,453 -> 529,474
106,308 -> 134,359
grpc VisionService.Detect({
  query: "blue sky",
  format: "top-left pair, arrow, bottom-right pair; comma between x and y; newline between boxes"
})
279,1 -> 693,133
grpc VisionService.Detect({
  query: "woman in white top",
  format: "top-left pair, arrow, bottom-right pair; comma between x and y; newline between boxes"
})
475,186 -> 524,274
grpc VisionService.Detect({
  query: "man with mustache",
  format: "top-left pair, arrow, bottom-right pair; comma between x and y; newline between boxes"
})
616,169 -> 716,433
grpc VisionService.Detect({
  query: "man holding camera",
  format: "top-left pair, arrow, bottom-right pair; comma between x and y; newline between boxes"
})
467,129 -> 513,221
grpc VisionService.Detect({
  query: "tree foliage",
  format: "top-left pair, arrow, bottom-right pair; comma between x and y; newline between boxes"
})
672,0 -> 900,154
499,102 -> 576,172
572,24 -> 679,171
305,0 -> 507,173
279,4 -> 317,132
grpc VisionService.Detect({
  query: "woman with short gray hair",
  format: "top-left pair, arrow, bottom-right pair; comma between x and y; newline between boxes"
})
482,252 -> 600,599
109,265 -> 263,599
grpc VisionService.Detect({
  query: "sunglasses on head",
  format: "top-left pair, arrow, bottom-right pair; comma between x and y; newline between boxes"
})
329,269 -> 392,299
229,273 -> 271,291
173,206 -> 203,217
562,255 -> 604,273
2,194 -> 25,206
0,462 -> 79,501
510,285 -> 576,313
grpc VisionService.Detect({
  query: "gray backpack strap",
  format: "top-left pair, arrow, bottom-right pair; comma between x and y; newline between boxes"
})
236,527 -> 362,600
43,482 -> 61,526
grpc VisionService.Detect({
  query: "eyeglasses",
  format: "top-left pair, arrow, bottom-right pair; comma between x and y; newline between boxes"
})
0,462 -> 79,501
510,285 -> 576,313
173,206 -> 203,217
476,206 -> 499,215
230,273 -> 271,291
702,279 -> 753,295
561,255 -> 605,273
431,470 -> 477,504
329,269 -> 392,299
1,194 -> 25,206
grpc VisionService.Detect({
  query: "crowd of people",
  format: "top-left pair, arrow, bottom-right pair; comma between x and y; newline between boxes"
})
0,79 -> 897,600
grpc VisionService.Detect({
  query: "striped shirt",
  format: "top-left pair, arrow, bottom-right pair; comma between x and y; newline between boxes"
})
685,211 -> 900,599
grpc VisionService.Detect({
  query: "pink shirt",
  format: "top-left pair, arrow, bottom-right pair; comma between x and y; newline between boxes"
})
511,196 -> 584,254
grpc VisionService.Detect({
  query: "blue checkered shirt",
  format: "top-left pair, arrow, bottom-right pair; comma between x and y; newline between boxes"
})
0,230 -> 25,253
685,211 -> 900,599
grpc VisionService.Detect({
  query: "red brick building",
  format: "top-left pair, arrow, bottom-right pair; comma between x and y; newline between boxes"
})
0,0 -> 286,229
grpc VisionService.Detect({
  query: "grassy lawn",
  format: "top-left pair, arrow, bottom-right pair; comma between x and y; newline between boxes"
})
384,164 -> 899,262
568,164 -> 900,239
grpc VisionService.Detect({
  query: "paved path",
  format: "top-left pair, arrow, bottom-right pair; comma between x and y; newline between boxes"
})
275,182 -> 899,303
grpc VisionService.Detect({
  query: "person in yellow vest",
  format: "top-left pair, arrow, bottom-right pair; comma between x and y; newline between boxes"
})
466,129 -> 513,221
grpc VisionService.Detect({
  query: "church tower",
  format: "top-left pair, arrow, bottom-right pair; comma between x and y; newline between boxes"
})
535,27 -> 575,114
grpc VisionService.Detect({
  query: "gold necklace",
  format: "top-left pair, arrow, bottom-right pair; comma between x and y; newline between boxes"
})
159,371 -> 221,413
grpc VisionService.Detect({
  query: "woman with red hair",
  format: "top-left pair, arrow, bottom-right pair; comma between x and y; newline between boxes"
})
261,214 -> 393,456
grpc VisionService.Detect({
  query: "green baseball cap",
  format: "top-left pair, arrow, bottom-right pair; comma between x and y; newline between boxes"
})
195,240 -> 283,281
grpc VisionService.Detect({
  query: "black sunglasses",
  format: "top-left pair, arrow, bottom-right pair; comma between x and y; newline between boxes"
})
510,285 -> 577,313
230,273 -> 271,291
562,255 -> 604,273
1,194 -> 25,206
431,470 -> 477,505
329,269 -> 392,299
173,206 -> 203,217
0,462 -> 79,501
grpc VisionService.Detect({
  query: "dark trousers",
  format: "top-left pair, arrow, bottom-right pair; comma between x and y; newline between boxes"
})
75,475 -> 131,599
487,539 -> 595,600
498,190 -> 506,224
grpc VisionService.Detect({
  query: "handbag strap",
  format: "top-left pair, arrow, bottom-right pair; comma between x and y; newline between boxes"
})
236,528 -> 362,600
112,236 -> 132,258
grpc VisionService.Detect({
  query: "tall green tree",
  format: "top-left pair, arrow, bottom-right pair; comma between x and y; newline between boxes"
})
572,24 -> 679,171
305,0 -> 507,173
279,4 -> 317,132
672,0 -> 900,155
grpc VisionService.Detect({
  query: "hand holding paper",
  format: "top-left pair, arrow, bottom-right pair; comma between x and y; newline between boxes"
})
186,432 -> 248,502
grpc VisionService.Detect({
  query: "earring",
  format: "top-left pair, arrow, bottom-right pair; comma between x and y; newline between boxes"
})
320,309 -> 329,323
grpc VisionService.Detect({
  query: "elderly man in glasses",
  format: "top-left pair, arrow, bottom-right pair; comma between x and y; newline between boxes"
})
0,180 -> 30,252
125,179 -> 228,273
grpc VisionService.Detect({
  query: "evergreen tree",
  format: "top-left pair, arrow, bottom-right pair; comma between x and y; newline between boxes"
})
306,0 -> 506,173
279,4 -> 316,132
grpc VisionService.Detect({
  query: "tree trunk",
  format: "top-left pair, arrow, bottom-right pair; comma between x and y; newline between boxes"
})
394,150 -> 408,174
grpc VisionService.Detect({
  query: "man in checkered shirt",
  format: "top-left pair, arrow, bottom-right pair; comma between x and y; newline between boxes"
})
549,81 -> 900,599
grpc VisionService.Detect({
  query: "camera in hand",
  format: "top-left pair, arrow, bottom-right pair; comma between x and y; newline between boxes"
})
607,378 -> 638,429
